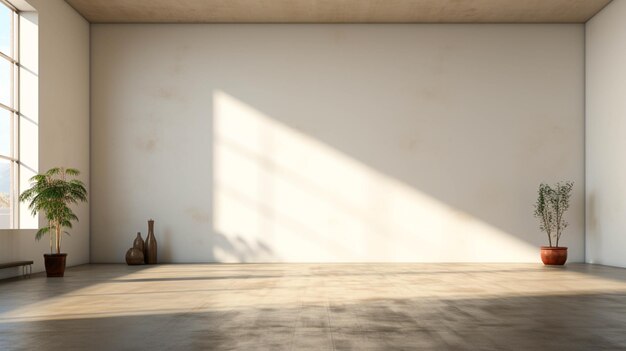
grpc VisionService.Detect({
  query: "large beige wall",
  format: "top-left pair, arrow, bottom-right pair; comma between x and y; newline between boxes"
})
91,24 -> 584,263
586,0 -> 626,268
0,0 -> 90,279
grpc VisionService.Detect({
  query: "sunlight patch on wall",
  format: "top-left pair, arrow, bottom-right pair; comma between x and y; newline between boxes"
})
213,90 -> 536,262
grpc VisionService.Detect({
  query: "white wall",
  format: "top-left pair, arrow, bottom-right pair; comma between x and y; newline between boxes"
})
0,0 -> 89,279
91,24 -> 584,263
586,0 -> 626,268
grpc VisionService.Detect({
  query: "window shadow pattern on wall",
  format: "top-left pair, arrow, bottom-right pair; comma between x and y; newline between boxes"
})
212,91 -> 537,262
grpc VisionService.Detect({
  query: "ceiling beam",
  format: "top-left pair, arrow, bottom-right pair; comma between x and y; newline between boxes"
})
65,0 -> 612,24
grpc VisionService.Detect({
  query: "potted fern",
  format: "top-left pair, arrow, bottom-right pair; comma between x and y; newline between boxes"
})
533,181 -> 573,265
19,167 -> 88,277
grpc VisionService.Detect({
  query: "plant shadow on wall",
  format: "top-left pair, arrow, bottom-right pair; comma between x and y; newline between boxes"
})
209,89 -> 579,262
205,229 -> 274,263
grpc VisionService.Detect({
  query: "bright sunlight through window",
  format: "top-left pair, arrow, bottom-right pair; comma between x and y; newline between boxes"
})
0,0 -> 19,229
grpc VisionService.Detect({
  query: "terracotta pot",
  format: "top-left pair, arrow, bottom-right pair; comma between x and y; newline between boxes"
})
540,246 -> 567,265
44,253 -> 67,277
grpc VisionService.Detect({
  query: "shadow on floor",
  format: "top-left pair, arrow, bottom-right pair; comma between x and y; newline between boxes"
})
0,291 -> 625,350
0,264 -> 151,314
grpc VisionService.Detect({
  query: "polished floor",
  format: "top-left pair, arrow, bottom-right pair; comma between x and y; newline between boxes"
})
1,263 -> 626,350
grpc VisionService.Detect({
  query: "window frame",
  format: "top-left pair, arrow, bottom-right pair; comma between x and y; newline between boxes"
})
0,0 -> 19,229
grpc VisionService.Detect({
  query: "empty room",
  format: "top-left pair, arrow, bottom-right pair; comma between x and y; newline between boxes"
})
1,0 -> 625,349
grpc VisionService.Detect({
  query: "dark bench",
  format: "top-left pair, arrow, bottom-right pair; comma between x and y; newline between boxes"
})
0,261 -> 33,277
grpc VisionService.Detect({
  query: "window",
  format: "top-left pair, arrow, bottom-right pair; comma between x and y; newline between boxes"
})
0,0 -> 18,229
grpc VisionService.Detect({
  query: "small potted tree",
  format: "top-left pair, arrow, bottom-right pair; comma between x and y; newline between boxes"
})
534,181 -> 573,265
19,167 -> 88,277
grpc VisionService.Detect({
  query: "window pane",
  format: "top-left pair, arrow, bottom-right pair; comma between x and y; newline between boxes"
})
0,4 -> 10,57
0,108 -> 10,156
0,57 -> 11,107
0,159 -> 10,229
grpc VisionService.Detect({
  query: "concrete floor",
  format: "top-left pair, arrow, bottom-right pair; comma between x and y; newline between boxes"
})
0,264 -> 626,350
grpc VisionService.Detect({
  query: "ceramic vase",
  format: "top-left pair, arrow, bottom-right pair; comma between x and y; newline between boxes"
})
144,219 -> 158,264
133,232 -> 145,252
125,248 -> 144,265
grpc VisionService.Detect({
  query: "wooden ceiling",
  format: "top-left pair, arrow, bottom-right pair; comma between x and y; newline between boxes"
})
64,0 -> 611,24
